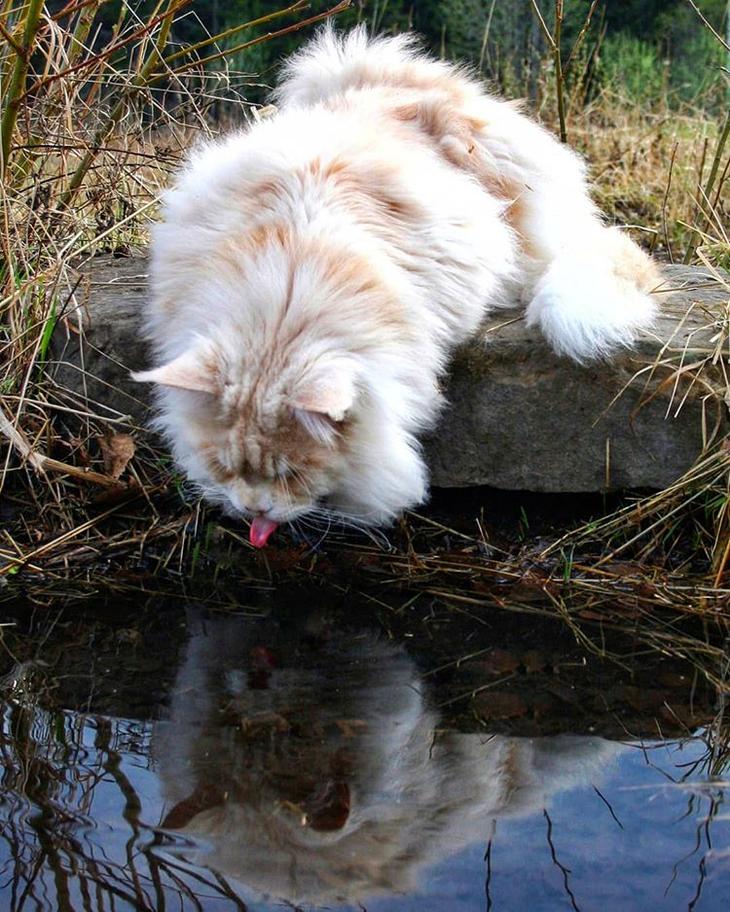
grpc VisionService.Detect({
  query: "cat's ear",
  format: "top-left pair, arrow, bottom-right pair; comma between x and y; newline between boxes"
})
131,350 -> 217,394
291,358 -> 358,437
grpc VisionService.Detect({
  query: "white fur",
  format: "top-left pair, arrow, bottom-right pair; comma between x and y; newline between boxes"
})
139,26 -> 659,528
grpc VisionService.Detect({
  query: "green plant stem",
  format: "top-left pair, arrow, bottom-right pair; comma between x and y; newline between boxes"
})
156,0 -> 350,80
19,0 -> 190,103
66,1 -> 97,67
684,109 -> 730,263
554,0 -> 567,143
529,0 -> 567,143
0,0 -> 45,176
162,0 -> 308,67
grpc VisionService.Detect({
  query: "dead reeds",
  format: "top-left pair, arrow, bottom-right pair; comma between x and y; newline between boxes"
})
0,0 -> 348,539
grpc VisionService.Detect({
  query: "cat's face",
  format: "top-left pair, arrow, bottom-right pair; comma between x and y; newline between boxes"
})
135,347 -> 359,534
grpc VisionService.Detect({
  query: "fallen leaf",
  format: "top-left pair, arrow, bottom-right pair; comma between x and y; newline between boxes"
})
530,693 -> 559,717
91,480 -> 138,506
479,649 -> 521,676
659,703 -> 703,728
474,691 -> 527,720
523,650 -> 549,673
657,670 -> 690,688
97,433 -> 135,479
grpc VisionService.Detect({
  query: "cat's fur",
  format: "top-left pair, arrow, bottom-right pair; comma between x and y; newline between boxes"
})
155,617 -> 623,905
135,26 -> 658,530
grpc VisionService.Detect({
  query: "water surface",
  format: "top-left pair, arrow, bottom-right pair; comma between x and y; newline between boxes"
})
1,598 -> 727,911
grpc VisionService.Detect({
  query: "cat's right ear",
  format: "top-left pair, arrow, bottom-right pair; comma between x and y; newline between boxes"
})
290,357 -> 358,444
131,350 -> 217,394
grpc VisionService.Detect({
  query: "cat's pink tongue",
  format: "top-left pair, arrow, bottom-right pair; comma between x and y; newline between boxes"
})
249,516 -> 279,548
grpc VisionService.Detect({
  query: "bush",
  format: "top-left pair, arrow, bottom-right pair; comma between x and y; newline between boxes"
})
596,33 -> 666,105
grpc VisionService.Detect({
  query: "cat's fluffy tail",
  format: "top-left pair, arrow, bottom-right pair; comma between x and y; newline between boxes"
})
525,228 -> 660,362
273,23 -> 426,108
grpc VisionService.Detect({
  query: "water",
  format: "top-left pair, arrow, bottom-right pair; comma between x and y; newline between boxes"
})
0,598 -> 728,911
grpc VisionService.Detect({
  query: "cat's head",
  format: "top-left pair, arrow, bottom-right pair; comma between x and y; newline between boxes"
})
134,342 -> 360,539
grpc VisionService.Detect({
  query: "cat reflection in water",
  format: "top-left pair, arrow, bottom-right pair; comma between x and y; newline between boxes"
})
154,618 -> 623,906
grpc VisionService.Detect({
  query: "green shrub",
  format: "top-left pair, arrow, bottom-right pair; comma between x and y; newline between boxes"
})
596,33 -> 666,105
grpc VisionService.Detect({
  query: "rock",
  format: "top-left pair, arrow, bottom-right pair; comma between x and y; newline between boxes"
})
427,265 -> 728,491
51,255 -> 151,427
51,255 -> 728,492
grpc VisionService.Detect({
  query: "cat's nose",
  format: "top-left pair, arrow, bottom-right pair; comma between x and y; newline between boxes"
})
247,494 -> 274,515
232,491 -> 272,515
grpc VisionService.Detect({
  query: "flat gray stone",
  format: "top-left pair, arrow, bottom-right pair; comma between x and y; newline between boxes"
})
426,266 -> 728,491
51,256 -> 728,492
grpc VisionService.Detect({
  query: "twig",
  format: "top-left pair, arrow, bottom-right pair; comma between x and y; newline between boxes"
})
685,0 -> 730,53
543,809 -> 581,912
0,404 -> 122,489
684,110 -> 730,263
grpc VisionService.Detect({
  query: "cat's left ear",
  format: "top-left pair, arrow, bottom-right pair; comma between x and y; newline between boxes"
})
131,349 -> 217,394
291,357 -> 358,431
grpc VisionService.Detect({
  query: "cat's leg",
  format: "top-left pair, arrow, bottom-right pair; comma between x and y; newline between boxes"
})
477,102 -> 659,361
333,419 -> 428,526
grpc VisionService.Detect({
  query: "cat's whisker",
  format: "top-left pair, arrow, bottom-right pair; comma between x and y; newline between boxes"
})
300,506 -> 392,549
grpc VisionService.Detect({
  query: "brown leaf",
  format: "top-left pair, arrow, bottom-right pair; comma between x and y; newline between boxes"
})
530,693 -> 559,718
659,703 -> 704,728
91,480 -> 139,506
578,609 -> 606,621
609,686 -> 667,713
523,650 -> 549,673
97,433 -> 135,479
478,649 -> 521,676
474,691 -> 528,720
657,670 -> 690,688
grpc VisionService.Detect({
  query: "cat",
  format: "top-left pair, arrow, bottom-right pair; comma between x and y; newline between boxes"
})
154,615 -> 624,906
133,26 -> 658,547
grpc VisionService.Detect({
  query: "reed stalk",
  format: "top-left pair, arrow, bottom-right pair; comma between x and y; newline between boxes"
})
0,0 -> 45,175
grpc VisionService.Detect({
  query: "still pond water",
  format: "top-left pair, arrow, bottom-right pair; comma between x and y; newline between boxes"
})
0,596 -> 728,911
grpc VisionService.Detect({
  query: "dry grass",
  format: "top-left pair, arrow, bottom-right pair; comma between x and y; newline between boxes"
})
0,0 -> 347,556
573,96 -> 728,265
0,2 -> 728,688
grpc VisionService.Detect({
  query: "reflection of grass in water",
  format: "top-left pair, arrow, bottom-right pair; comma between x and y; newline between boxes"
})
635,726 -> 730,908
0,702 -> 247,911
3,694 -> 726,912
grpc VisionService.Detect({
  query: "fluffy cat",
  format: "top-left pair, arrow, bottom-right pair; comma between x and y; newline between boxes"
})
134,26 -> 658,546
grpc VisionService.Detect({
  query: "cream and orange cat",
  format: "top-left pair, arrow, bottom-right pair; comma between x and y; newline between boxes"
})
134,26 -> 658,546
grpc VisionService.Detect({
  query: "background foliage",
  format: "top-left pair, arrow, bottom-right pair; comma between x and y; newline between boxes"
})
141,0 -> 729,108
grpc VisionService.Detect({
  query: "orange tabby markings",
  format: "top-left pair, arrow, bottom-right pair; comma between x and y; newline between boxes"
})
135,26 -> 658,535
